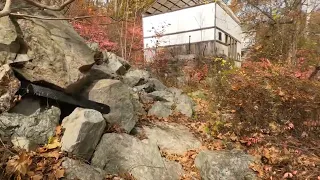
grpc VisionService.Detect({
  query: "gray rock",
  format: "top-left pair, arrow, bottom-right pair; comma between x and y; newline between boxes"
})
62,158 -> 107,180
0,65 -> 20,113
0,106 -> 60,145
133,83 -> 155,93
9,96 -> 41,116
87,42 -> 100,52
129,90 -> 146,116
103,52 -> 130,76
88,79 -> 138,133
11,10 -> 95,92
123,69 -> 150,87
11,136 -> 37,152
92,133 -> 182,180
148,78 -> 167,91
61,108 -> 106,160
195,150 -> 257,180
168,88 -> 183,97
0,16 -> 17,45
142,122 -> 202,155
148,102 -> 172,118
104,52 -> 130,71
138,92 -> 154,104
149,90 -> 175,103
0,16 -> 19,65
175,94 -> 194,117
163,159 -> 184,179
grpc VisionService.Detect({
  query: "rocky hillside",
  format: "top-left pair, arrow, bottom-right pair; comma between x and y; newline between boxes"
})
0,4 -> 257,180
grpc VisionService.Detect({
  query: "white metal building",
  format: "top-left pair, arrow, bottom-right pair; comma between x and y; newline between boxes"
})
142,0 -> 242,65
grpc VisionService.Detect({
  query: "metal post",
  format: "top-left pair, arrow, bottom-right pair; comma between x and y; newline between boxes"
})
189,35 -> 191,54
213,2 -> 217,56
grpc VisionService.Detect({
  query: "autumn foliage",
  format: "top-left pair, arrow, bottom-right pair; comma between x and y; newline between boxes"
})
66,0 -> 146,64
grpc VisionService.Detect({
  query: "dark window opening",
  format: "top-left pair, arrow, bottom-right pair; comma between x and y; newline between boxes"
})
218,32 -> 222,41
225,34 -> 228,44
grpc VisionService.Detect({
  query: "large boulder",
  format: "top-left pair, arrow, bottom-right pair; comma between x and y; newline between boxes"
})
61,108 -> 106,160
0,16 -> 19,65
148,78 -> 167,91
148,90 -> 175,104
195,150 -> 257,180
141,122 -> 202,155
92,133 -> 183,180
88,79 -> 138,133
6,9 -> 95,92
62,158 -> 107,180
0,106 -> 60,145
0,65 -> 20,113
123,69 -> 150,87
175,94 -> 194,117
132,78 -> 167,93
148,102 -> 172,118
148,89 -> 194,117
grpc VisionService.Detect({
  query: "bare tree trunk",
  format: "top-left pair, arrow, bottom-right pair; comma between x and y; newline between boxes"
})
287,1 -> 303,66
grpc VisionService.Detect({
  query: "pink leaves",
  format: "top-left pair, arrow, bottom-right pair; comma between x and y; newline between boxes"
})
72,21 -> 118,51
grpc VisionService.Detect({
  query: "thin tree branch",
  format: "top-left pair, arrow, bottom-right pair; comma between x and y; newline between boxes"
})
9,13 -> 108,21
24,0 -> 75,11
0,0 -> 12,18
247,2 -> 276,23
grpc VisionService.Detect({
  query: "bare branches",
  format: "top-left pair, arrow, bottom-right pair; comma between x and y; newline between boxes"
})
10,13 -> 108,21
23,0 -> 75,11
0,0 -> 11,18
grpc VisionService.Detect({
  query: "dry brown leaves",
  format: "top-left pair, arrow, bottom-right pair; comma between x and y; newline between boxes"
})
160,149 -> 205,180
5,125 -> 66,180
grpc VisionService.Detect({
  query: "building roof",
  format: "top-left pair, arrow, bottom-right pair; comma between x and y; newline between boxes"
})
144,0 -> 203,15
144,0 -> 240,24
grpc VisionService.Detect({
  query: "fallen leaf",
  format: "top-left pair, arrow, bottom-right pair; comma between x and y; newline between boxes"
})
6,153 -> 32,176
54,168 -> 65,178
55,126 -> 62,136
45,137 -> 61,150
229,132 -> 238,141
40,150 -> 61,160
31,174 -> 43,180
283,172 -> 293,179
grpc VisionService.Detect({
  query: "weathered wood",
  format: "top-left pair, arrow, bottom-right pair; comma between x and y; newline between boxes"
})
19,81 -> 110,114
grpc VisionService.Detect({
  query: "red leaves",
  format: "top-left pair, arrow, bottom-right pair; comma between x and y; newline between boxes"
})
72,21 -> 118,51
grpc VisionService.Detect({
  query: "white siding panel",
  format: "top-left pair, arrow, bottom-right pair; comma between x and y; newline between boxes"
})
144,28 -> 215,48
143,3 -> 216,38
215,4 -> 241,41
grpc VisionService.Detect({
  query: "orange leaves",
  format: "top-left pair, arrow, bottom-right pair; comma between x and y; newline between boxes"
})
161,149 -> 201,180
6,152 -> 32,177
5,125 -> 65,179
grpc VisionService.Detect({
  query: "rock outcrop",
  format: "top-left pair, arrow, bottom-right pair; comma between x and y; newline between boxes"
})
0,106 -> 60,145
123,69 -> 150,87
140,122 -> 202,155
195,150 -> 257,180
62,158 -> 107,180
148,102 -> 172,118
92,133 -> 183,180
1,8 -> 95,92
88,79 -> 138,132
